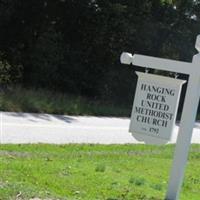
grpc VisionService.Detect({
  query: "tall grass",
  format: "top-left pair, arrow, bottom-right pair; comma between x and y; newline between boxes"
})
0,86 -> 130,116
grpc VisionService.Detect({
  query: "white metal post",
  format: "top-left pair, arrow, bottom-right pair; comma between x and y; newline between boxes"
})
165,54 -> 200,200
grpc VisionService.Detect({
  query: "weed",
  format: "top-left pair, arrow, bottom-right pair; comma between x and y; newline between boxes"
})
129,177 -> 146,186
95,164 -> 106,172
150,183 -> 163,191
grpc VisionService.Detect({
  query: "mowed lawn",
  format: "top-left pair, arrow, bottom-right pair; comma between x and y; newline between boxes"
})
0,144 -> 200,200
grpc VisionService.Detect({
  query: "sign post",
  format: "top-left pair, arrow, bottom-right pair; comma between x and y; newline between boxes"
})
120,35 -> 200,200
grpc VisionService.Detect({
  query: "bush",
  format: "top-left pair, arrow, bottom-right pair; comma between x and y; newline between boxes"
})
27,27 -> 66,90
0,54 -> 22,88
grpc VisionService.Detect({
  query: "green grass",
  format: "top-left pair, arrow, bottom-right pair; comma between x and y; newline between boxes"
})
0,144 -> 200,200
0,86 -> 130,117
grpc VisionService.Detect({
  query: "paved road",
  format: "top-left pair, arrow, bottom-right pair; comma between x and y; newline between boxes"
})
0,112 -> 200,144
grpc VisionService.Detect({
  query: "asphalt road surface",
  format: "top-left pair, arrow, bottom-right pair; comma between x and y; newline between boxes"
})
1,112 -> 200,144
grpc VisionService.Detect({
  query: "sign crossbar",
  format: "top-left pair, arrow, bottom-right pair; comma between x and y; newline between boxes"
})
132,54 -> 194,74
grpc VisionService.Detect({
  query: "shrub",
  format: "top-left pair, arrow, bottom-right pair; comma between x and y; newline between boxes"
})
0,54 -> 22,88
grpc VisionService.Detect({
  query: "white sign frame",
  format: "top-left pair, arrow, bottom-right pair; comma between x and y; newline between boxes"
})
120,35 -> 200,200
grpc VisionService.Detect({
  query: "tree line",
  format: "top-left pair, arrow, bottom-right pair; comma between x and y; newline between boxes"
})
0,0 -> 200,106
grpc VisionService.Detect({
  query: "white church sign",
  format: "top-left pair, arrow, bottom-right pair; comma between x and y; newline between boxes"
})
120,35 -> 200,200
129,72 -> 186,144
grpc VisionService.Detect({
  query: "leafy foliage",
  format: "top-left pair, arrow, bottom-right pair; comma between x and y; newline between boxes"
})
0,0 -> 200,104
0,54 -> 22,87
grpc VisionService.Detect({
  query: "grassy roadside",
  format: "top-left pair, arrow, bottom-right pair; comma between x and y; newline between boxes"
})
0,86 -> 130,117
1,86 -> 200,120
0,144 -> 200,200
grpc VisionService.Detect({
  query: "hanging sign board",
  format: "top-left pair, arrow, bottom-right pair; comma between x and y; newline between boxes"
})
129,72 -> 186,144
